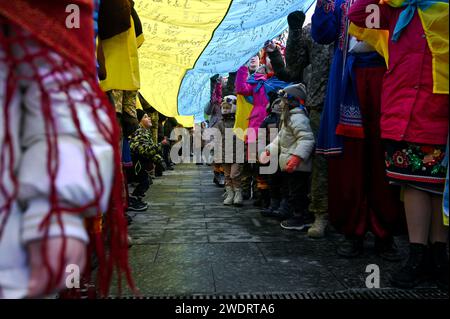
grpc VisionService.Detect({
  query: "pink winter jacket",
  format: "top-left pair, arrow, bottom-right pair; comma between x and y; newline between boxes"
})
348,0 -> 448,145
235,66 -> 269,144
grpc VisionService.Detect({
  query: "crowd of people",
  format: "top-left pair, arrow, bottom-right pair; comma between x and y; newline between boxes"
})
203,1 -> 449,292
0,0 -> 447,299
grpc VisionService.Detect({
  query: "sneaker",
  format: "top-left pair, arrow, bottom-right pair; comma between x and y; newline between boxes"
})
337,237 -> 364,258
127,197 -> 148,212
264,199 -> 292,220
280,216 -> 312,231
390,243 -> 431,289
375,237 -> 403,262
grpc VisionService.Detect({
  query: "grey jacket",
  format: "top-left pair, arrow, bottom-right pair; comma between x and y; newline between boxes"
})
266,108 -> 315,172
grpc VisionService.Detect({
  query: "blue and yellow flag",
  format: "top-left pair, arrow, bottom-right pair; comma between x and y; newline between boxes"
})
134,0 -> 315,127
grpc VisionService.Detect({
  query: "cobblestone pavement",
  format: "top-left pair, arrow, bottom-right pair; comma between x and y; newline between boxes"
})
111,163 -> 441,297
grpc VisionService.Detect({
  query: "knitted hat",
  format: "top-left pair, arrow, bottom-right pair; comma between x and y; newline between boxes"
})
221,95 -> 237,115
136,109 -> 146,122
281,83 -> 306,101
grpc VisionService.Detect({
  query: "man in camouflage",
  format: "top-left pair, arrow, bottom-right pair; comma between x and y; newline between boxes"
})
265,11 -> 333,238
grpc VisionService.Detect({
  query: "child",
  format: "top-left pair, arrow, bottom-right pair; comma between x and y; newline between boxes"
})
263,84 -> 315,230
129,109 -> 163,204
218,96 -> 243,206
260,96 -> 283,216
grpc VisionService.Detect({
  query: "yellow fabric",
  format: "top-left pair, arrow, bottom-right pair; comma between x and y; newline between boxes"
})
175,115 -> 194,128
136,96 -> 143,110
233,95 -> 254,141
357,0 -> 449,94
417,3 -> 449,94
444,213 -> 449,226
349,23 -> 390,65
383,0 -> 449,93
134,0 -> 231,126
100,17 -> 141,92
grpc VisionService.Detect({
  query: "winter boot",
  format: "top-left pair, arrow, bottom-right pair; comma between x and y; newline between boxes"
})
390,243 -> 431,289
430,242 -> 449,291
223,186 -> 235,206
307,213 -> 328,238
233,188 -> 243,207
217,173 -> 225,187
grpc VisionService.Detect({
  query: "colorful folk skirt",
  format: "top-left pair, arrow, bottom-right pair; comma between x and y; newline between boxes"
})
384,141 -> 447,195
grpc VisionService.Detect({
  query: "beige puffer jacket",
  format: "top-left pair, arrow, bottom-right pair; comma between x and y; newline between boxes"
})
266,108 -> 315,172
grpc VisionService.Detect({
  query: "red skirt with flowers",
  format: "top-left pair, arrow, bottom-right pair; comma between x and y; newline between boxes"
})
384,141 -> 447,194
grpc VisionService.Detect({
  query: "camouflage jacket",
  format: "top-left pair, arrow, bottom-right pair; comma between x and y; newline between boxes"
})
268,23 -> 333,111
129,127 -> 163,165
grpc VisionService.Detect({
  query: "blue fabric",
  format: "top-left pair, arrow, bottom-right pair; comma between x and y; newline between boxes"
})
177,0 -> 316,123
244,95 -> 254,105
443,136 -> 449,221
339,54 -> 361,129
94,0 -> 100,75
312,0 -> 346,155
311,0 -> 386,155
122,137 -> 133,167
444,167 -> 449,221
392,0 -> 448,42
247,75 -> 292,100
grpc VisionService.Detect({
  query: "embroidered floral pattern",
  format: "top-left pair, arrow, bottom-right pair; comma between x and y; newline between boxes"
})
392,151 -> 409,168
385,144 -> 446,175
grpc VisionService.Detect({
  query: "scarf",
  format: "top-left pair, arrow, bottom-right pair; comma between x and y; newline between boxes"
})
350,0 -> 449,94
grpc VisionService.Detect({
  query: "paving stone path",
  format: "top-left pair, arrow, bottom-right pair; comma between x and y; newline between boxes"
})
112,163 -> 440,297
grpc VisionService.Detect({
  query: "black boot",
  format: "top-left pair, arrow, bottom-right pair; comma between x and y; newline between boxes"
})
375,236 -> 403,262
337,236 -> 364,258
430,242 -> 449,291
390,243 -> 431,289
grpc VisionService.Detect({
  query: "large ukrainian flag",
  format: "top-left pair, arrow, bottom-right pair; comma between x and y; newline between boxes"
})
134,0 -> 315,127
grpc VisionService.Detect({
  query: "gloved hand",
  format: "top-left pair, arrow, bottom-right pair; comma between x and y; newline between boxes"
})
285,155 -> 302,173
259,149 -> 271,164
287,11 -> 306,30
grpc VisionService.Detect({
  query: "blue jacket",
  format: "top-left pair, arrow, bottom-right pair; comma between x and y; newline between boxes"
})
311,0 -> 347,155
